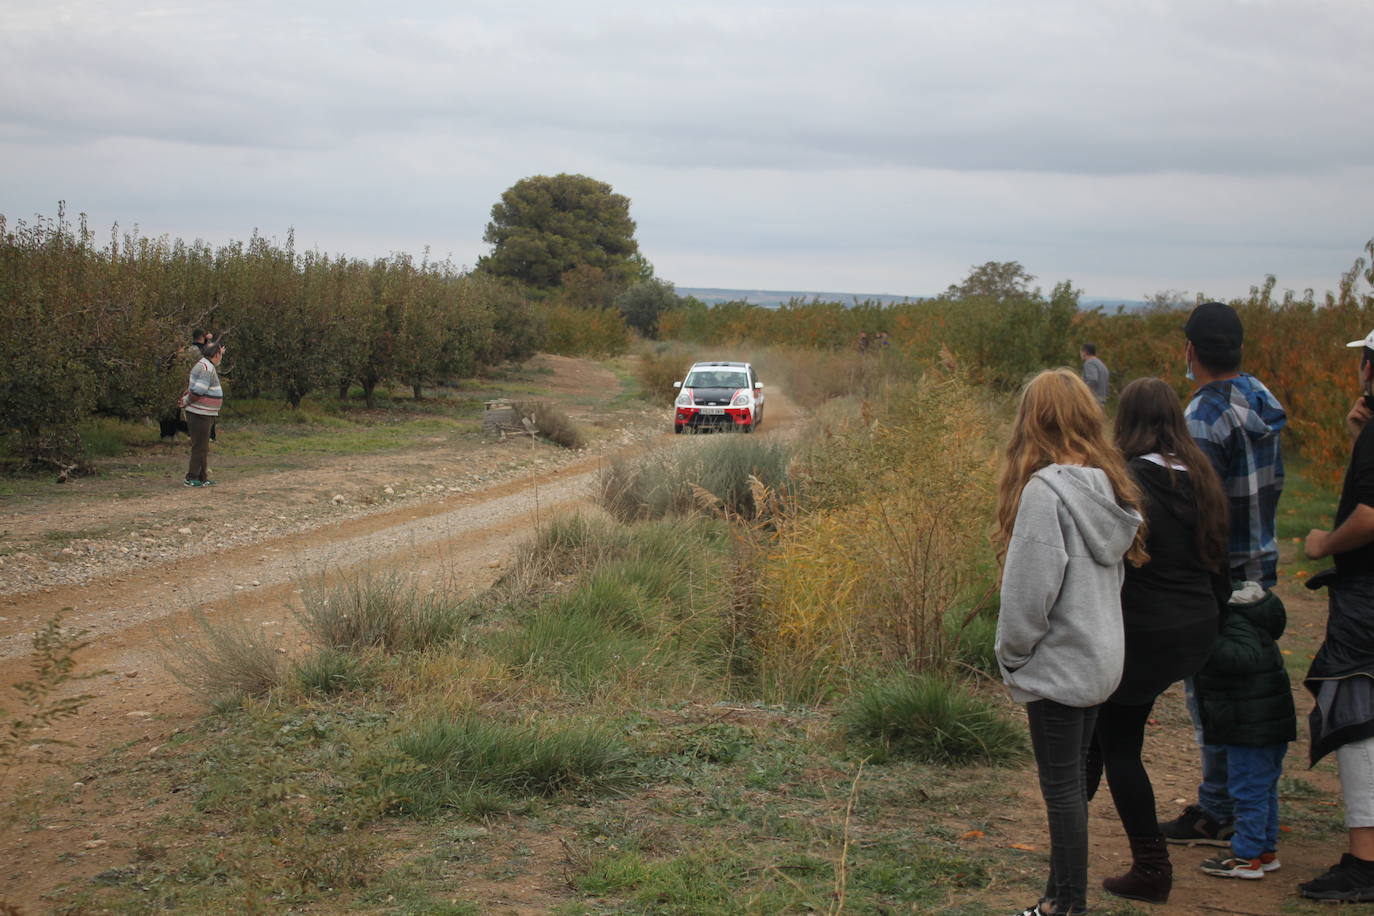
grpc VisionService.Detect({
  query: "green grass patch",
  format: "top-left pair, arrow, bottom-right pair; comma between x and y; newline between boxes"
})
499,517 -> 734,698
388,715 -> 635,817
842,674 -> 1027,765
292,647 -> 382,695
77,416 -> 159,458
1277,457 -> 1337,541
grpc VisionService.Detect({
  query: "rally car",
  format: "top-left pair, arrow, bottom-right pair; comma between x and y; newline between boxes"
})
672,361 -> 765,433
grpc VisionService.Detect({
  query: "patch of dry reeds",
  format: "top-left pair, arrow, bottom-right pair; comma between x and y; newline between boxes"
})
756,373 -> 1001,700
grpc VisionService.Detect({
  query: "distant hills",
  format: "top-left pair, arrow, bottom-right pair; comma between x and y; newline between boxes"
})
676,287 -> 1147,311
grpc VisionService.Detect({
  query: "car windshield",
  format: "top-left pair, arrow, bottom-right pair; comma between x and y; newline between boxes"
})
684,370 -> 748,389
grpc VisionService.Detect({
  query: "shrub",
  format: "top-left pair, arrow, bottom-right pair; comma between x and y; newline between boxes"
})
1,614 -> 97,785
597,436 -> 792,522
841,674 -> 1026,765
512,399 -> 586,449
757,373 -> 1000,698
295,570 -> 473,653
541,303 -> 630,358
387,715 -> 635,815
636,346 -> 692,406
161,609 -> 283,707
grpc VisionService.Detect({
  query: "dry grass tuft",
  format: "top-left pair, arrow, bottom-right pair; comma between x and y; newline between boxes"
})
514,399 -> 586,449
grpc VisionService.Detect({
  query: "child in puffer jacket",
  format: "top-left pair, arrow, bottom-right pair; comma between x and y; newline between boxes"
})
1193,584 -> 1297,880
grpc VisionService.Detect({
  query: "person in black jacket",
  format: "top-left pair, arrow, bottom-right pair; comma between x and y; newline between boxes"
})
1298,329 -> 1374,901
1086,377 -> 1230,903
1194,585 -> 1295,880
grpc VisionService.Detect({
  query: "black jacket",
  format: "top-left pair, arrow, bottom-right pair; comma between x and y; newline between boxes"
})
1196,589 -> 1297,747
1306,574 -> 1374,763
1112,458 -> 1225,705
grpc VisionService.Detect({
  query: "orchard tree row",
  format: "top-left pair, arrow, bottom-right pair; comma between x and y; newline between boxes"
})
0,207 -> 541,465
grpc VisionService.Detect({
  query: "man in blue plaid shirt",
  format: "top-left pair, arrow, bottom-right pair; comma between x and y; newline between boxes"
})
1162,301 -> 1287,851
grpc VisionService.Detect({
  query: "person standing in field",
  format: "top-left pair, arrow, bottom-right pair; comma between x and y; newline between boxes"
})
995,369 -> 1146,916
182,340 -> 224,488
1298,328 -> 1374,902
1163,301 -> 1286,849
1080,344 -> 1109,406
1086,378 -> 1230,903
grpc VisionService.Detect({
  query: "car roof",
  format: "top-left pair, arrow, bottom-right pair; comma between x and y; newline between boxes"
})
689,361 -> 750,370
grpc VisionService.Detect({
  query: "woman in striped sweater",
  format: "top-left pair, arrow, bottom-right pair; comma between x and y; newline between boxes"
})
182,341 -> 224,487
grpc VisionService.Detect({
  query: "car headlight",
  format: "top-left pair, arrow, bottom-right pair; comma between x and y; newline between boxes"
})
731,391 -> 750,407
675,393 -> 692,407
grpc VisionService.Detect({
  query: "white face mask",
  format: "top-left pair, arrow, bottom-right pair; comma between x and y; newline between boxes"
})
1185,360 -> 1195,382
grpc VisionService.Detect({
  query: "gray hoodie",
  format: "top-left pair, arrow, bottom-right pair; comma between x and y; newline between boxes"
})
996,464 -> 1143,707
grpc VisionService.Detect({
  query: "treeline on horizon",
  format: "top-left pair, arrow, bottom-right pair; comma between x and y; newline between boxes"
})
2,200 -> 1372,484
667,246 -> 1374,484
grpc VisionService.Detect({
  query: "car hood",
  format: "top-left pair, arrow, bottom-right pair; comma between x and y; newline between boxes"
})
685,386 -> 742,406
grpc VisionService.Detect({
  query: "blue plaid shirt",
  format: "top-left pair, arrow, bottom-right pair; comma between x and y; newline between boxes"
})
1185,373 -> 1286,589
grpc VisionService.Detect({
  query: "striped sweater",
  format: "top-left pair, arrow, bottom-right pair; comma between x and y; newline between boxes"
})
185,357 -> 223,416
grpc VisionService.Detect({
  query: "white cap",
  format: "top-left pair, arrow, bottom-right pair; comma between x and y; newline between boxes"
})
1348,330 -> 1374,349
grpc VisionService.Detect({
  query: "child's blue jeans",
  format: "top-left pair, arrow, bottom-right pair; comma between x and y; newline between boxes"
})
1223,743 -> 1287,860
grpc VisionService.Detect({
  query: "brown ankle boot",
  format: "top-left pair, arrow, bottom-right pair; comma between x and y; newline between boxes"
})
1103,834 -> 1172,903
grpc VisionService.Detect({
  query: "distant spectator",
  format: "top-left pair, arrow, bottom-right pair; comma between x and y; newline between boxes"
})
185,330 -> 218,442
856,331 -> 870,354
1081,343 -> 1109,406
181,341 -> 224,488
876,330 -> 890,350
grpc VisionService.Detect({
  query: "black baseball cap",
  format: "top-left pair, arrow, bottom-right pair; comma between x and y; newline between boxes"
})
1183,302 -> 1243,355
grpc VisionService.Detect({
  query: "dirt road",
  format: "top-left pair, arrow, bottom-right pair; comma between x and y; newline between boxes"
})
0,355 -> 803,909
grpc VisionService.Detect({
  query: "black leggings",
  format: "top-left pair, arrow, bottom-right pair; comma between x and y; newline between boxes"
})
1027,699 -> 1099,915
1085,698 -> 1160,838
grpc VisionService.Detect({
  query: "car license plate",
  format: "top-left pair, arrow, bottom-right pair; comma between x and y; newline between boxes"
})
699,407 -> 725,415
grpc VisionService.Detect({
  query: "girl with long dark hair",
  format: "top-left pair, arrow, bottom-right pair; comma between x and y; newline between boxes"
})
1086,377 -> 1230,902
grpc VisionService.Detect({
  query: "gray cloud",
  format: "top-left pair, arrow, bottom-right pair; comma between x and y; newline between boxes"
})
0,0 -> 1370,296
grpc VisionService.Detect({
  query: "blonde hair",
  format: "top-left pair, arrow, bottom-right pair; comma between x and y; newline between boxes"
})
994,368 -> 1148,566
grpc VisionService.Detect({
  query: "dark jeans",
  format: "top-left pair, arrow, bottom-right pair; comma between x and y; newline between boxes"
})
1027,699 -> 1099,915
1085,698 -> 1161,838
186,412 -> 214,482
1185,677 -> 1233,820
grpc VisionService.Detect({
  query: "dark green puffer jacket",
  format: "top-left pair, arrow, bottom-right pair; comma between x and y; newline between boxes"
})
1196,590 -> 1297,747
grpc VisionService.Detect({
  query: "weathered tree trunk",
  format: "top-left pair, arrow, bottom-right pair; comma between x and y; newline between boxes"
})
412,382 -> 423,401
362,378 -> 378,409
337,379 -> 351,400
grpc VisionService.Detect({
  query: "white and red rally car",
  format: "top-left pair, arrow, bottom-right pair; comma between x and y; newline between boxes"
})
672,361 -> 765,434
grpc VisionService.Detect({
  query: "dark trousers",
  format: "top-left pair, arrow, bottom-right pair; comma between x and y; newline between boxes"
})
1085,698 -> 1161,838
186,412 -> 214,482
1027,699 -> 1099,915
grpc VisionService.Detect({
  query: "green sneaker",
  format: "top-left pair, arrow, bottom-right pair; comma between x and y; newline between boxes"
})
183,478 -> 202,487
200,479 -> 217,487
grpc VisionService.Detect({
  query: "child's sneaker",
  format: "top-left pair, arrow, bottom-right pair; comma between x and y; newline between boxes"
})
1259,851 -> 1280,873
1200,854 -> 1265,879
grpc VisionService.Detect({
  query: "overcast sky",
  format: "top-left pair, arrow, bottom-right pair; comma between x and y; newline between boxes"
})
2,0 -> 1371,300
